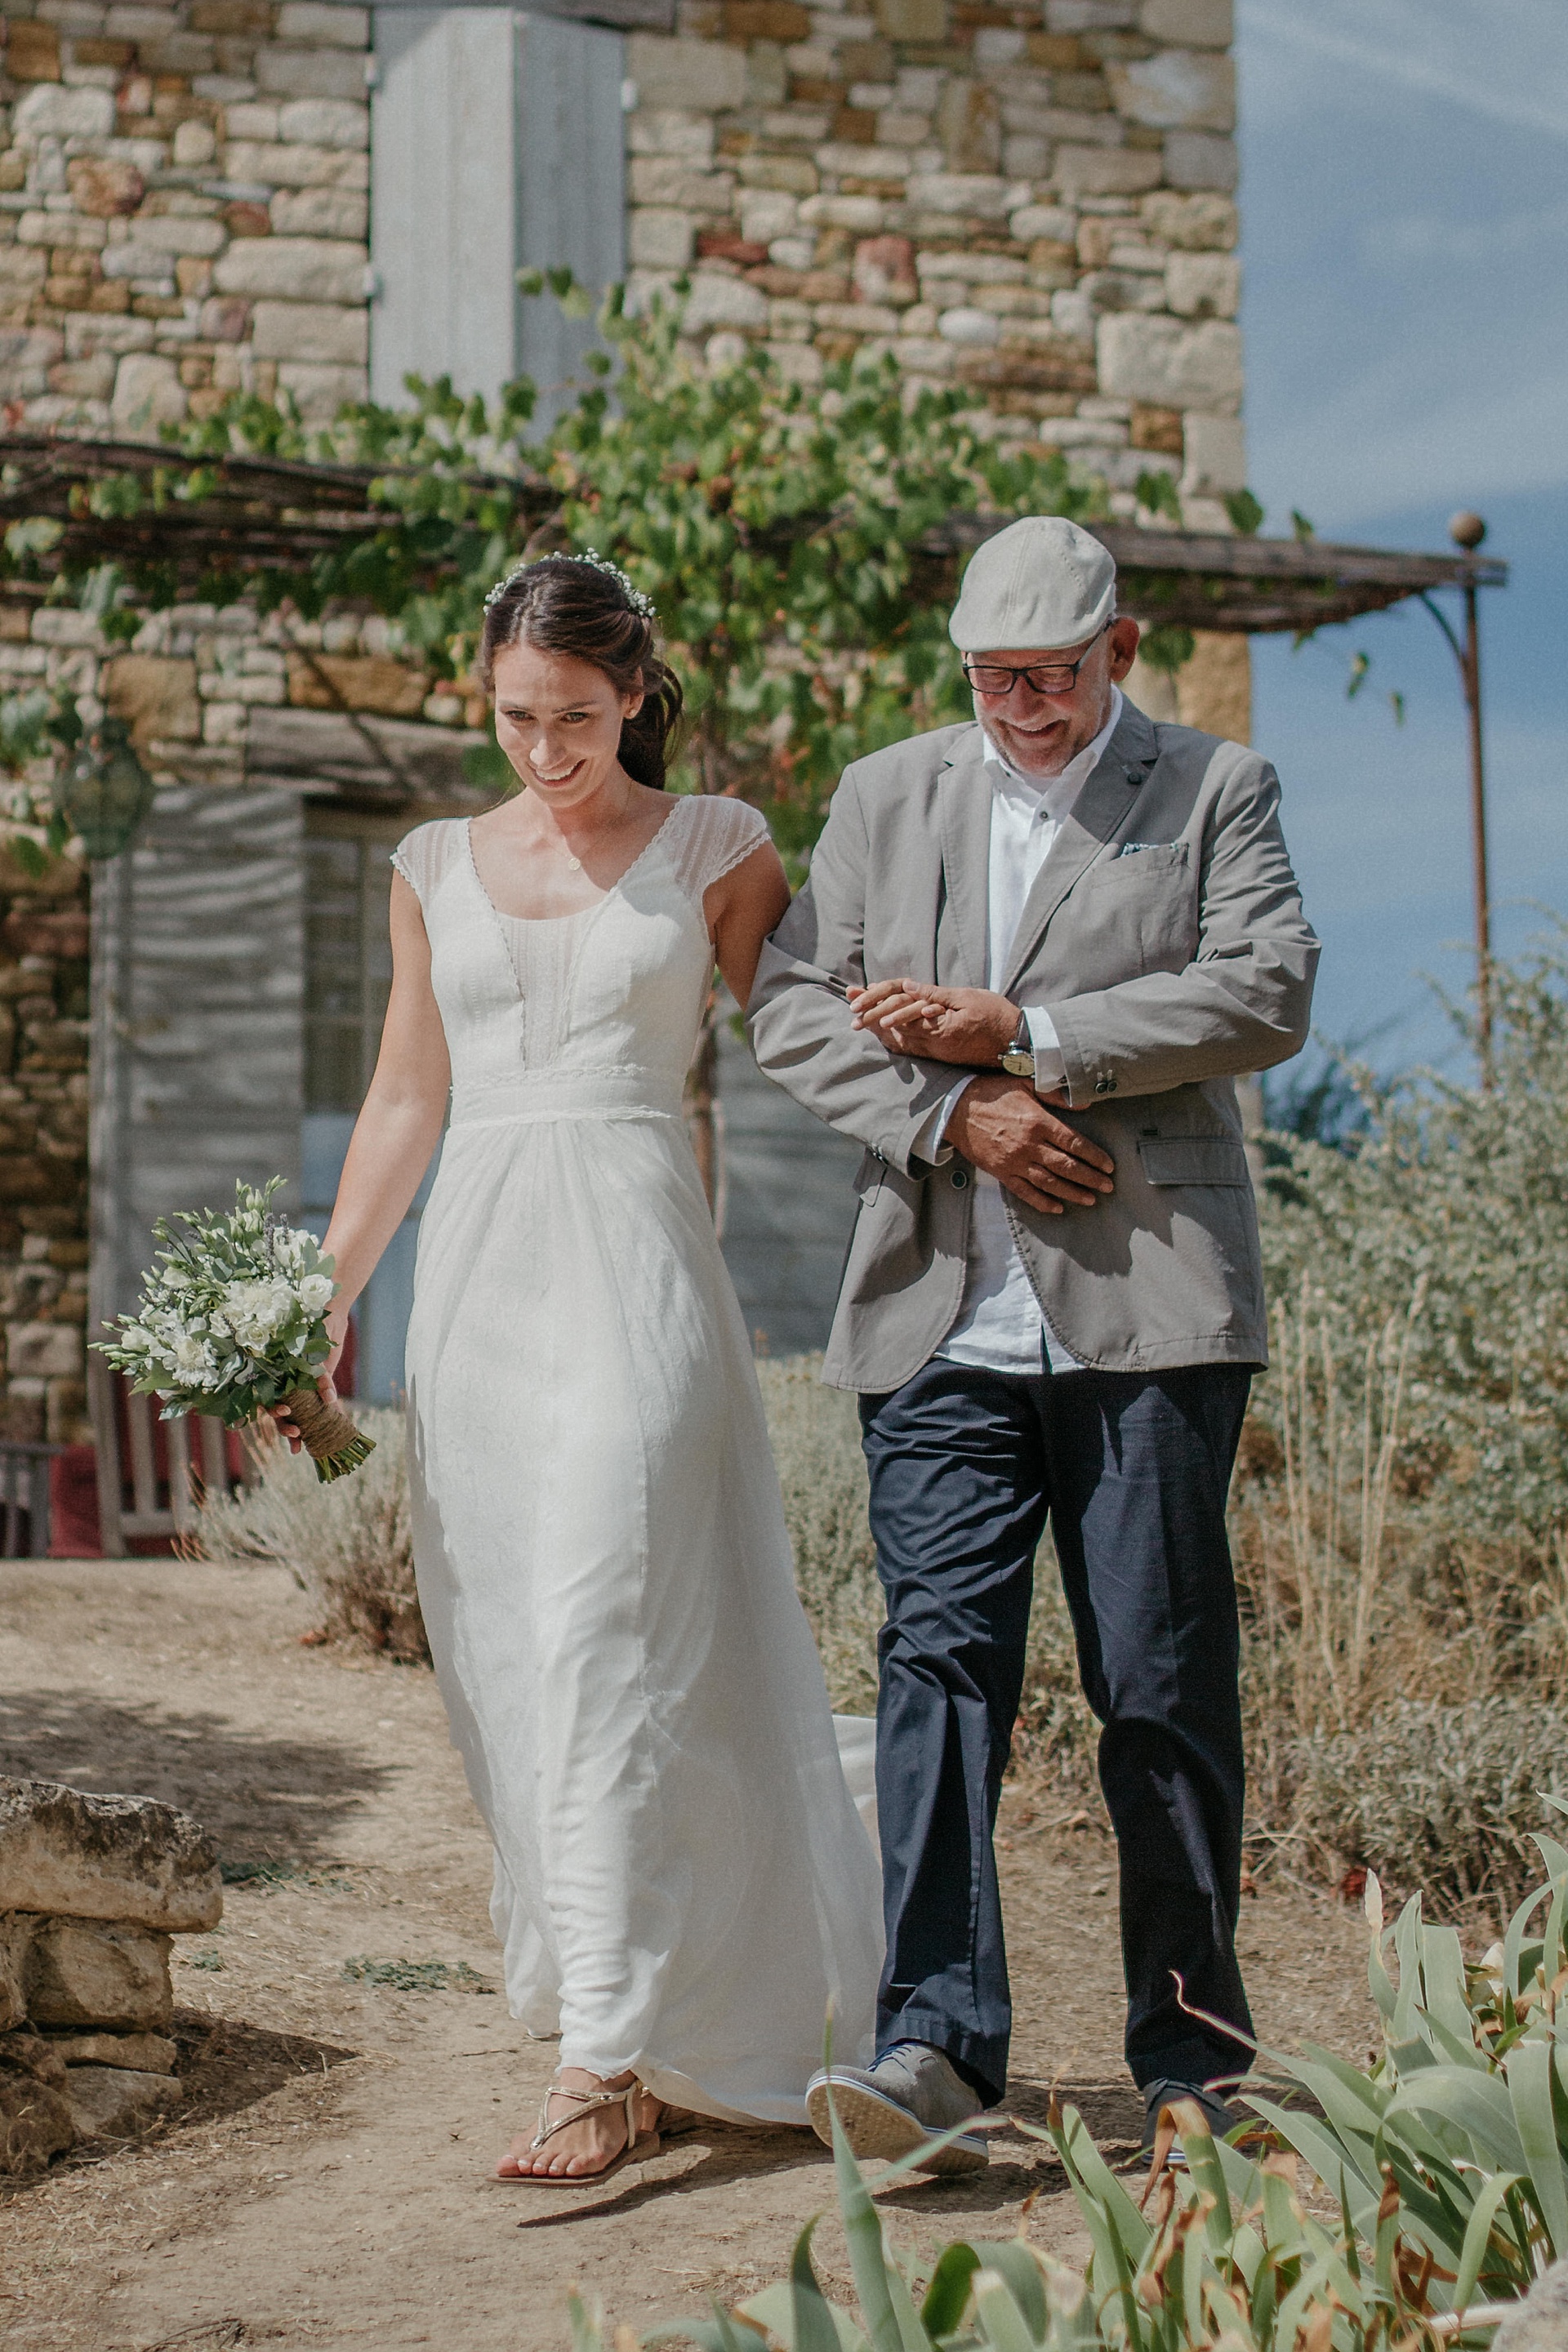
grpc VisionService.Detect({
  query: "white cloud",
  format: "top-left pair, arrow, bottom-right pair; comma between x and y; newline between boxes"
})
1241,0 -> 1568,143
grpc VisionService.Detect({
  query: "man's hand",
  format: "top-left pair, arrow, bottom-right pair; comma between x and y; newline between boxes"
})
945,1076 -> 1115,1216
849,978 -> 1019,1066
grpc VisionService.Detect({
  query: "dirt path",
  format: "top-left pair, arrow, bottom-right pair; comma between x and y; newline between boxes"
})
1,1560 -> 1375,2352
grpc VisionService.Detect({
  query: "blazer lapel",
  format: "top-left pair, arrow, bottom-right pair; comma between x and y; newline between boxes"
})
1001,698 -> 1160,993
936,728 -> 992,989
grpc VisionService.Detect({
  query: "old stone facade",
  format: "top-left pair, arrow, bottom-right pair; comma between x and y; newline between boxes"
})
0,0 -> 1251,1455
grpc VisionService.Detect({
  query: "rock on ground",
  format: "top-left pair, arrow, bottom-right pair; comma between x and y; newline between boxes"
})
1493,2262 -> 1568,2352
64,2063 -> 184,2140
0,2029 -> 75,2173
0,1777 -> 222,1932
23,1915 -> 174,2030
38,2027 -> 177,2074
0,1909 -> 29,2029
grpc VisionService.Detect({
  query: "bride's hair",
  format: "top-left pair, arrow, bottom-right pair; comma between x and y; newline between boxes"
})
479,556 -> 684,791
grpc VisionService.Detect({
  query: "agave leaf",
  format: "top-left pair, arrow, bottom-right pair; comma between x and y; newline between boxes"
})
969,2272 -> 1039,2352
1048,2104 -> 1152,2262
568,2292 -> 606,2352
1042,2265 -> 1099,2352
644,2314 -> 770,2352
1503,1879 -> 1556,2004
1383,2067 -> 1528,2175
1419,1925 -> 1477,2054
920,2245 -> 980,2339
1450,2172 -> 1524,2317
1241,2096 -> 1381,2213
1392,1895 -> 1426,2042
826,2092 -> 921,2352
1503,2042 -> 1568,2257
964,2244 -> 1046,2340
793,2220 -> 855,2352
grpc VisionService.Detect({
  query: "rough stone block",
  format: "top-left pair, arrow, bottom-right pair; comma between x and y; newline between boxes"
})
7,1326 -> 82,1379
212,235 -> 367,303
284,651 -> 425,714
627,109 -> 715,161
628,209 -> 695,268
127,216 -> 229,261
737,154 -> 820,195
904,171 -> 1008,216
277,97 -> 369,149
66,157 -> 146,217
1097,311 -> 1241,410
40,2029 -> 176,2073
1139,0 -> 1231,44
256,45 -> 368,101
627,158 -> 735,213
1053,144 -> 1162,196
222,140 -> 368,188
0,252 -> 48,290
1177,630 -> 1249,743
5,20 -> 62,82
724,0 -> 811,34
103,652 -> 202,749
1165,249 -> 1238,316
872,0 -> 948,37
1494,2262 -> 1568,2352
682,272 -> 768,332
270,185 -> 368,238
111,353 -> 187,434
0,2033 -> 74,2177
274,360 -> 364,416
626,33 -> 747,112
249,299 -> 367,363
1107,50 -> 1233,131
0,1780 -> 221,1932
1140,189 -> 1236,249
1163,129 -> 1236,189
820,144 -> 915,182
65,2063 -> 183,2139
13,83 -> 116,139
0,1914 -> 31,2031
24,1917 -> 174,2031
276,2 -> 370,43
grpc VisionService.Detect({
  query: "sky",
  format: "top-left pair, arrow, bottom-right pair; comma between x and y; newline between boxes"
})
1234,0 -> 1568,1080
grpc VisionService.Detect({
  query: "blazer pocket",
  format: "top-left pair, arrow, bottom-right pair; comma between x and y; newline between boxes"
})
1138,1136 -> 1250,1187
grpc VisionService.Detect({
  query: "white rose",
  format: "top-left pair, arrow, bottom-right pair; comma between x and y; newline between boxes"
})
171,1333 -> 211,1376
297,1272 -> 335,1316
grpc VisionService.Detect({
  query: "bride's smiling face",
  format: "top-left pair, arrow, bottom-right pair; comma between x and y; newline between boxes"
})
492,639 -> 644,811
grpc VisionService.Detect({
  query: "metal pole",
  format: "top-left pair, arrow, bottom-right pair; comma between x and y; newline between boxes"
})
1418,510 -> 1492,1082
1459,576 -> 1491,1074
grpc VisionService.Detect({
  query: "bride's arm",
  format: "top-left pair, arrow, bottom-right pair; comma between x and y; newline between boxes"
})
274,876 -> 449,1441
706,841 -> 792,1008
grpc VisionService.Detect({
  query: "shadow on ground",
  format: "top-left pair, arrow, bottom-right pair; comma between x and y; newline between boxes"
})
0,1690 -> 397,1865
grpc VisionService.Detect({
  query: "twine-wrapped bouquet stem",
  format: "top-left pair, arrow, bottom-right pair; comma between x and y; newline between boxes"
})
282,1384 -> 377,1482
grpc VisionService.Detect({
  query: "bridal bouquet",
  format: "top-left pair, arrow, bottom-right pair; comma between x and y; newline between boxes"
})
94,1178 -> 376,1484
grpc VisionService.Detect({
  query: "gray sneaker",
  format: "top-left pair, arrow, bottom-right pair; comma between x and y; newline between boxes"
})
805,2042 -> 989,2176
1139,2078 -> 1238,2167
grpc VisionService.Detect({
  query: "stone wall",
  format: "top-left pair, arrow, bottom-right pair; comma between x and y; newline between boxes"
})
624,0 -> 1245,523
0,0 -> 371,435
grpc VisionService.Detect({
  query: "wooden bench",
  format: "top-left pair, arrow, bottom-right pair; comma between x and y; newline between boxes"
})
87,1355 -> 248,1555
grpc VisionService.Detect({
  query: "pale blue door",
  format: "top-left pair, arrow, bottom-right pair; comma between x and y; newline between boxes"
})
302,812 -> 439,1403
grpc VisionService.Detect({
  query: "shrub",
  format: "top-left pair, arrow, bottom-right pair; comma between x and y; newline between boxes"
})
191,1407 -> 424,1661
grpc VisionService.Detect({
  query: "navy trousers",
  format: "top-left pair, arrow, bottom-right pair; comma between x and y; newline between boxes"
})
859,1357 -> 1255,2107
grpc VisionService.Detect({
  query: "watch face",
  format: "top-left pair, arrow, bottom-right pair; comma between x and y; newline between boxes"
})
1001,1049 -> 1035,1076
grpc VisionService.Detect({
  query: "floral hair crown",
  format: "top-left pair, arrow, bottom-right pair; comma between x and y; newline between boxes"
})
483,548 -> 657,621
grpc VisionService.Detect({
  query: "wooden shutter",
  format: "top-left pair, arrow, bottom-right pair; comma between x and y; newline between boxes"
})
371,7 -> 626,420
515,11 -> 627,426
89,786 -> 304,1330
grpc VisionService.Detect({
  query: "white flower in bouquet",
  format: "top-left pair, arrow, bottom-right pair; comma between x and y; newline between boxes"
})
95,1178 -> 375,1485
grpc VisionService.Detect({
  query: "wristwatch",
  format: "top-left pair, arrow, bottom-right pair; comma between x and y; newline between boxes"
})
1000,1011 -> 1035,1078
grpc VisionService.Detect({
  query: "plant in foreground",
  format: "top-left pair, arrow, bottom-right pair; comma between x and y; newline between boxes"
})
567,1826 -> 1567,2352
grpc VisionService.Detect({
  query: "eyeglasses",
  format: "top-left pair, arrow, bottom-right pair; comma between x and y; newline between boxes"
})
962,622 -> 1111,698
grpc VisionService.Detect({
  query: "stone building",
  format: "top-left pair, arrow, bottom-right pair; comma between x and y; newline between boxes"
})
0,0 -> 1251,1441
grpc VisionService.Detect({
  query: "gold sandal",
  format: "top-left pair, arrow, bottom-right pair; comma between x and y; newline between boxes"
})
498,2076 -> 662,2187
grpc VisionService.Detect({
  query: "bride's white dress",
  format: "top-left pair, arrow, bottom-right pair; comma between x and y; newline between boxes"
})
391,798 -> 884,2126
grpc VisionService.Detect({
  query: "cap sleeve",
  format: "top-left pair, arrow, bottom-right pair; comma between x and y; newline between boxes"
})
390,818 -> 468,911
669,796 -> 773,905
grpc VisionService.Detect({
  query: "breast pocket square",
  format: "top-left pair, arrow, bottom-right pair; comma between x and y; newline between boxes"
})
1119,840 -> 1172,856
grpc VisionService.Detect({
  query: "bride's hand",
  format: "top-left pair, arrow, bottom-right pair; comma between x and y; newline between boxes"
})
849,979 -> 1020,1067
266,1307 -> 350,1453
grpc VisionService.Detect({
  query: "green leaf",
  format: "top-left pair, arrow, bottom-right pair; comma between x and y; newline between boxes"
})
1451,2172 -> 1524,2316
918,2244 -> 979,2339
1223,488 -> 1264,535
791,2221 -> 849,2352
969,2270 -> 1038,2352
1504,2042 -> 1568,2257
826,2087 -> 916,2352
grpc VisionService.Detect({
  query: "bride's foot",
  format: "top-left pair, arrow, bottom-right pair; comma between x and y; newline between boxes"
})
497,2067 -> 663,2181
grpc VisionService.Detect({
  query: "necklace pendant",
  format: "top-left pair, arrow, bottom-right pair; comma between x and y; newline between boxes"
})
566,856 -> 581,871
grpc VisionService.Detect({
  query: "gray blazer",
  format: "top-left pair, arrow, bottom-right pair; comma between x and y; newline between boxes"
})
746,698 -> 1319,1392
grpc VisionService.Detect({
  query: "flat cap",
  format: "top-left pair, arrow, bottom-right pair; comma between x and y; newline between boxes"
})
948,515 -> 1116,653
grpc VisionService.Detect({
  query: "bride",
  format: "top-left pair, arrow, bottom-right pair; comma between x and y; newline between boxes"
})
277,554 -> 884,2184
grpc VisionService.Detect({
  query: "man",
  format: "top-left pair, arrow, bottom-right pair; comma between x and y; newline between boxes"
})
748,516 -> 1318,2172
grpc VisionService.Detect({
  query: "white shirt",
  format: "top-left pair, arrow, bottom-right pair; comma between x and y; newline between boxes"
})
920,688 -> 1124,1376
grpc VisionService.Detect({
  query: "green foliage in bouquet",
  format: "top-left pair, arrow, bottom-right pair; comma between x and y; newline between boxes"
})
94,1178 -> 374,1483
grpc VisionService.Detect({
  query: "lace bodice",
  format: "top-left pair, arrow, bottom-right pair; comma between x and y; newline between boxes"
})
391,797 -> 769,1121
